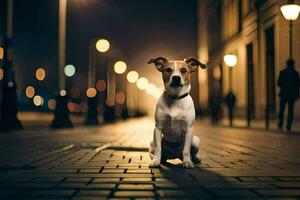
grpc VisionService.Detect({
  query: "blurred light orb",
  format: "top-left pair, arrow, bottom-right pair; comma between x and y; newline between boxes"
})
96,80 -> 106,92
86,87 -> 97,98
213,66 -> 221,80
116,91 -> 126,104
114,61 -> 127,74
60,90 -> 67,96
137,77 -> 148,90
146,83 -> 157,95
48,99 -> 56,110
25,86 -> 35,98
96,39 -> 110,53
71,87 -> 80,99
33,95 -> 43,106
280,4 -> 300,20
8,81 -> 14,87
106,98 -> 115,107
0,47 -> 3,59
36,68 -> 46,81
127,71 -> 139,83
223,54 -> 237,67
64,64 -> 76,77
0,68 -> 4,80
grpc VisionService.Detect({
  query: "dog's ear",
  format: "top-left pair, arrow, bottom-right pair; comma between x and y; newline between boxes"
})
148,57 -> 168,72
185,57 -> 206,72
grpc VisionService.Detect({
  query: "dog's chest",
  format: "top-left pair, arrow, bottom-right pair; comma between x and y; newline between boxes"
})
161,105 -> 189,142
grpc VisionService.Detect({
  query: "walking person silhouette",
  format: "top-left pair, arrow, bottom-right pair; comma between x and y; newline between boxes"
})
277,59 -> 300,131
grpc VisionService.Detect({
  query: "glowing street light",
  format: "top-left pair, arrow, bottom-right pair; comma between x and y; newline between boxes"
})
33,95 -> 44,106
96,39 -> 110,53
64,64 -> 76,77
25,86 -> 35,98
114,60 -> 127,74
223,54 -> 237,67
127,71 -> 139,83
224,54 -> 237,91
280,1 -> 300,58
0,47 -> 3,59
86,87 -> 97,98
35,67 -> 46,81
137,77 -> 148,90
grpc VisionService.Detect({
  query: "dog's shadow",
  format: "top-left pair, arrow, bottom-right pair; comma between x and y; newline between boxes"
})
153,159 -> 236,199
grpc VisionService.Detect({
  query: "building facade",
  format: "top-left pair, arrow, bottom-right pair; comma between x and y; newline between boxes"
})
198,0 -> 300,120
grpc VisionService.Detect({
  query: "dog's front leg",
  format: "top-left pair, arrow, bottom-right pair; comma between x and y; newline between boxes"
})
149,127 -> 162,168
182,127 -> 194,168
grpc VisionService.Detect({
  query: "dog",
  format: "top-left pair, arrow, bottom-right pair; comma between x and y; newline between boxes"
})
148,57 -> 206,168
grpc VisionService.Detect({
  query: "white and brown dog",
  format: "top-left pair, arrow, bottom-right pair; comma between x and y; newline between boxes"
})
148,57 -> 206,168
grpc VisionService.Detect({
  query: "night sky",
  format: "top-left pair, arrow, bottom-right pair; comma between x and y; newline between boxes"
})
3,0 -> 198,102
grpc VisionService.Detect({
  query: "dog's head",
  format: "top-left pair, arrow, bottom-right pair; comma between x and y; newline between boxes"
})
148,57 -> 206,95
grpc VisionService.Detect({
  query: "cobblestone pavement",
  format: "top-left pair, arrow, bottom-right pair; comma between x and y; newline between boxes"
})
1,117 -> 300,199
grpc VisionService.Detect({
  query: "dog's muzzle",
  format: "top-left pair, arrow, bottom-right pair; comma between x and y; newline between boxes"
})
170,76 -> 182,87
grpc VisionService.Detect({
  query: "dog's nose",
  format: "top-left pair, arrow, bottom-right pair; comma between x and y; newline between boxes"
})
172,76 -> 181,83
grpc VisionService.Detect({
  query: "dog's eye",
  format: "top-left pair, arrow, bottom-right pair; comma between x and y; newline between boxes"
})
180,68 -> 187,73
166,68 -> 172,73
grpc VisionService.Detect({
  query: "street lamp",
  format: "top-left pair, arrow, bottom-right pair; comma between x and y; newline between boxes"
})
223,54 -> 237,91
223,54 -> 237,127
51,0 -> 73,129
280,0 -> 300,59
85,38 -> 110,125
0,0 -> 23,131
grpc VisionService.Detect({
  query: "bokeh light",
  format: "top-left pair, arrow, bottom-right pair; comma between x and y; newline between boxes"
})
96,80 -> 106,92
0,47 -> 3,59
116,91 -> 126,104
86,87 -> 97,98
0,68 -> 4,80
96,39 -> 110,53
223,54 -> 237,67
48,99 -> 56,110
136,77 -> 148,90
213,66 -> 221,80
25,86 -> 35,98
80,102 -> 88,113
127,71 -> 139,83
36,68 -> 46,81
64,64 -> 76,77
33,95 -> 44,106
146,83 -> 157,95
60,90 -> 67,96
114,61 -> 127,74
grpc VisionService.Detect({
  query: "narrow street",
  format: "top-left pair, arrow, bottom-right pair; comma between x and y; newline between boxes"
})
1,117 -> 300,199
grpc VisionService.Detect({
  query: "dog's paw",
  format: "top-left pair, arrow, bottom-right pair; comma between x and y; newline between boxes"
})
149,160 -> 161,168
182,160 -> 194,168
191,156 -> 201,164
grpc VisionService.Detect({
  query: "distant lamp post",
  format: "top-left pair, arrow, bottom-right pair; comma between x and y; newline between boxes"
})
51,0 -> 73,129
223,54 -> 237,91
0,0 -> 23,131
280,0 -> 300,59
85,38 -> 110,125
224,54 -> 237,127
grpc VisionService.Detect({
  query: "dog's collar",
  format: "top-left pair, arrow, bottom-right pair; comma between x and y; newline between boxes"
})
164,91 -> 189,100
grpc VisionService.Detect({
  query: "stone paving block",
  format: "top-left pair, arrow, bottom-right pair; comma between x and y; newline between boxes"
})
271,182 -> 300,189
122,178 -> 153,183
102,169 -> 125,173
208,189 -> 258,198
22,189 -> 76,198
79,169 -> 100,173
92,177 -> 120,183
65,177 -> 92,183
113,191 -> 155,198
86,183 -> 117,189
118,184 -> 154,190
255,189 -> 300,197
76,190 -> 111,197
